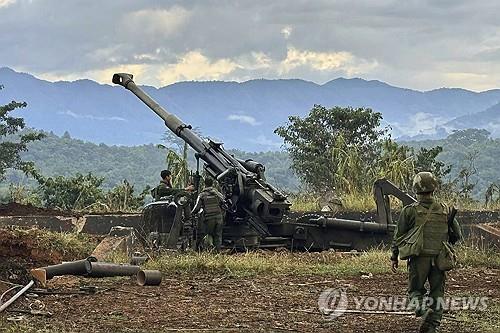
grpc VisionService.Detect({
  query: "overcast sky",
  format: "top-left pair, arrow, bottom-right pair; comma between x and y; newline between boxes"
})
1,0 -> 499,91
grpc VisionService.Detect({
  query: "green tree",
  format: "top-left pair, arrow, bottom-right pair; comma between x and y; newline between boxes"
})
37,173 -> 105,210
105,180 -> 148,212
275,105 -> 387,191
414,146 -> 451,179
158,130 -> 197,188
0,85 -> 44,179
376,139 -> 415,191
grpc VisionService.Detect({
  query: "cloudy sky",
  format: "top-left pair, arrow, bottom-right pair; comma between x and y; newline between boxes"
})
1,0 -> 499,91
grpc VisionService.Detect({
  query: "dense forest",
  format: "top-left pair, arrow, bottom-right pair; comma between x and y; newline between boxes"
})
403,128 -> 500,199
1,131 -> 299,194
1,127 -> 499,203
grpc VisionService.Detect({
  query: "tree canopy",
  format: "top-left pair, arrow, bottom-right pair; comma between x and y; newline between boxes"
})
275,105 -> 388,192
0,85 -> 44,179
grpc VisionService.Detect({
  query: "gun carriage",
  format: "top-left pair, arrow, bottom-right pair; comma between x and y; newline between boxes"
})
112,73 -> 416,251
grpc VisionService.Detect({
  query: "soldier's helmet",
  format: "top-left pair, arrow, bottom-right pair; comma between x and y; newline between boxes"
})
413,171 -> 439,194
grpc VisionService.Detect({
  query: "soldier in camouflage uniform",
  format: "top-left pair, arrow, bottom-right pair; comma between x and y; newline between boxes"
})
191,177 -> 225,251
151,170 -> 193,201
391,172 -> 462,333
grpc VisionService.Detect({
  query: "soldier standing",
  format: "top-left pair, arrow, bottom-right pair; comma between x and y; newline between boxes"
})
191,177 -> 225,251
391,172 -> 462,333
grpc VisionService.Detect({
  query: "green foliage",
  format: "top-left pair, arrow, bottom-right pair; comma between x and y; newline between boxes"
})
8,183 -> 42,206
275,105 -> 387,192
405,128 -> 500,202
33,173 -> 147,212
7,131 -> 166,191
414,146 -> 451,179
158,141 -> 190,188
145,245 -> 498,277
146,250 -> 392,277
37,173 -> 105,210
104,180 -> 149,212
276,105 -> 449,204
0,85 -> 44,179
3,130 -> 298,194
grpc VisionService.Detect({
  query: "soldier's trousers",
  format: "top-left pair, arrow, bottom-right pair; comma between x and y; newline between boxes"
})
200,215 -> 223,251
408,255 -> 446,328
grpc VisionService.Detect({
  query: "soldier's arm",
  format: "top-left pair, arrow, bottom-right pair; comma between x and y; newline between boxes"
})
390,206 -> 415,261
191,194 -> 203,215
449,217 -> 463,245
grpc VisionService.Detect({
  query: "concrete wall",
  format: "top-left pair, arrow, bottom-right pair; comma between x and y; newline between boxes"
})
0,216 -> 76,232
0,214 -> 142,235
80,215 -> 142,234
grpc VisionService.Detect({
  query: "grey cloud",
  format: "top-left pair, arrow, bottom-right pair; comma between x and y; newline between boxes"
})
0,0 -> 499,90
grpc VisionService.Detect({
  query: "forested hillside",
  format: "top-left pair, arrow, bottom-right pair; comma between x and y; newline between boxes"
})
4,131 -> 298,192
403,129 -> 500,198
3,128 -> 500,200
2,67 -> 500,151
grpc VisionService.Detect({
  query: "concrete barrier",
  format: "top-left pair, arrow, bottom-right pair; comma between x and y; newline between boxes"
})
80,214 -> 142,234
0,216 -> 77,232
0,214 -> 142,235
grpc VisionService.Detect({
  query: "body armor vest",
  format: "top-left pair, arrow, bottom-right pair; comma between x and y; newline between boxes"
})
202,189 -> 222,218
414,202 -> 449,256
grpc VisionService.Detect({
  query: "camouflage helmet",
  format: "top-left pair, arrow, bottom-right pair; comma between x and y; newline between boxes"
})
413,172 -> 439,194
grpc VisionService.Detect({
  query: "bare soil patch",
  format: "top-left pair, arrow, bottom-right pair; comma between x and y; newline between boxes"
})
0,202 -> 76,217
0,268 -> 497,333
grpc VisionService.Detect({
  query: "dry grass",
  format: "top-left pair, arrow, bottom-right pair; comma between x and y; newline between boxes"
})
144,246 -> 499,278
145,249 -> 392,277
1,227 -> 96,260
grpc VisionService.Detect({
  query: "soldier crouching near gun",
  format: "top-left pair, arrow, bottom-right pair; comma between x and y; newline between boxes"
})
191,177 -> 225,252
391,172 -> 462,333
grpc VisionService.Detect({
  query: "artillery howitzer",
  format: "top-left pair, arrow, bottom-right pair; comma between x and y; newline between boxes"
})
112,73 -> 416,250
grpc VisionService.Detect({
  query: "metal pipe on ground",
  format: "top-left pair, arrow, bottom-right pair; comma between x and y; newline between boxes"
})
130,256 -> 148,266
86,262 -> 140,278
137,270 -> 162,286
0,280 -> 34,313
31,258 -> 94,286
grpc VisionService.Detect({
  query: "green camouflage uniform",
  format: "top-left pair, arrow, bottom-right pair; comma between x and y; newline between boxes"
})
191,187 -> 224,251
151,180 -> 184,201
391,173 -> 462,333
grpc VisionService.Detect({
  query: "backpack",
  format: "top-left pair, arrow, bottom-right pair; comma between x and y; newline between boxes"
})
396,202 -> 437,260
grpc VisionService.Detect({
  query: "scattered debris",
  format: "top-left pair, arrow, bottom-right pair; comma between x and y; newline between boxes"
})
0,280 -> 34,313
288,280 -> 336,286
31,258 -> 95,286
91,226 -> 138,261
137,270 -> 162,286
6,308 -> 53,317
130,254 -> 148,266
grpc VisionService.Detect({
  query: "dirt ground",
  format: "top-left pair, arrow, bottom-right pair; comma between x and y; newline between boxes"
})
0,268 -> 498,333
0,203 -> 76,217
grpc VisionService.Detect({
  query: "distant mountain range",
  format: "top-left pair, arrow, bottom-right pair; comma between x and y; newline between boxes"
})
1,67 -> 499,151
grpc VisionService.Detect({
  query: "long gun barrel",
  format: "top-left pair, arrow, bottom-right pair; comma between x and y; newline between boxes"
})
112,73 -> 290,233
112,73 -> 230,175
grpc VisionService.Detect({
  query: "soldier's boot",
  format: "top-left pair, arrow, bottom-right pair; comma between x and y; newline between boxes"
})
201,234 -> 214,251
419,309 -> 438,333
414,305 -> 426,317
